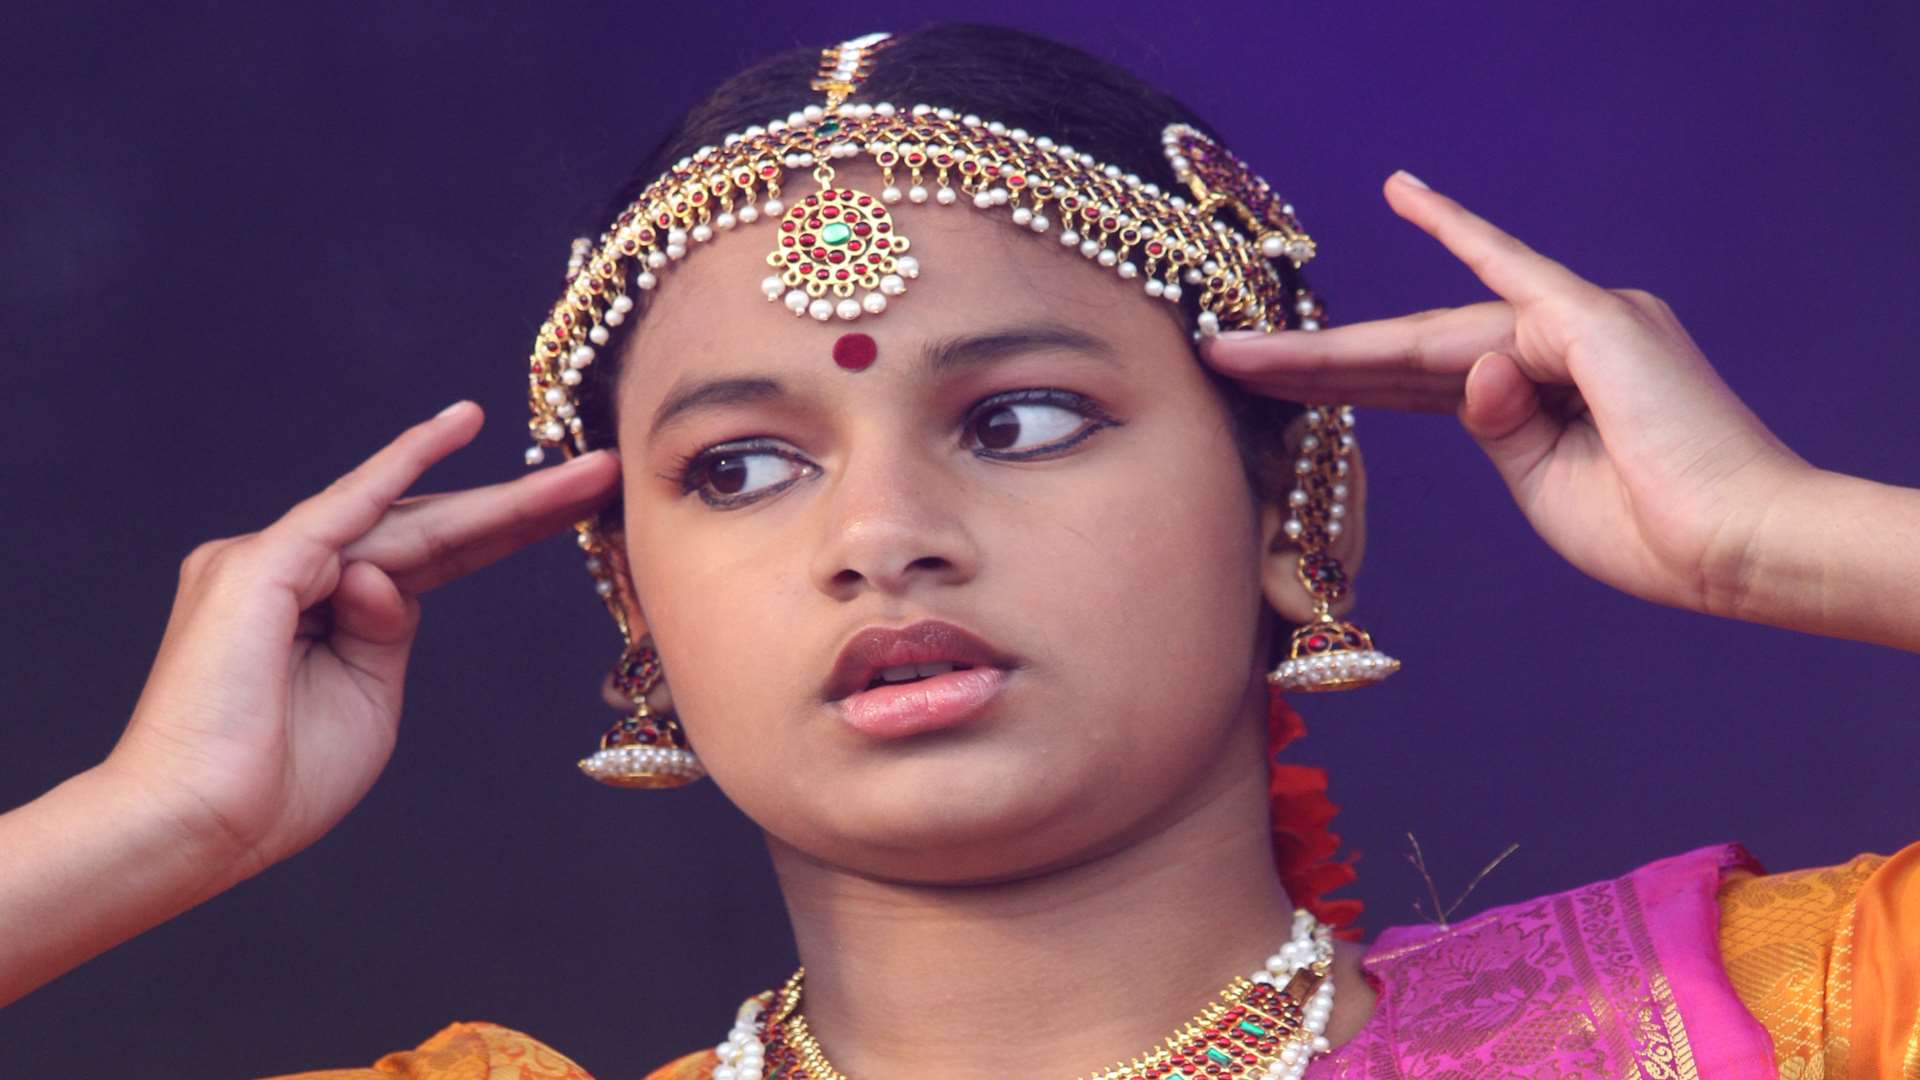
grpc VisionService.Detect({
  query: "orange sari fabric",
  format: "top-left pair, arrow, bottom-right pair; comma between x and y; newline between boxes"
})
267,841 -> 1920,1080
1718,840 -> 1920,1077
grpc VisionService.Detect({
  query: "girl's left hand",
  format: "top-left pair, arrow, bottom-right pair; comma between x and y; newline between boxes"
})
1202,171 -> 1812,620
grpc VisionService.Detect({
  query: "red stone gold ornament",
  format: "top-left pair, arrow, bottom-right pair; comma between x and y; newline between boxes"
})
1266,391 -> 1401,692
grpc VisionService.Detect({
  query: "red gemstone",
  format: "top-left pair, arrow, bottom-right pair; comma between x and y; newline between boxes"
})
1307,634 -> 1330,652
833,332 -> 878,370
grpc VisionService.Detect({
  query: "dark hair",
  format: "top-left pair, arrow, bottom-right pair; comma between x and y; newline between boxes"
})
571,22 -> 1308,493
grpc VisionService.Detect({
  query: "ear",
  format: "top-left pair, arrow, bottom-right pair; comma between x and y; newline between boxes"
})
589,515 -> 677,713
1256,410 -> 1368,626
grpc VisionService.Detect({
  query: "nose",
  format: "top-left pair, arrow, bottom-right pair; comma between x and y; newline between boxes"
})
808,443 -> 979,600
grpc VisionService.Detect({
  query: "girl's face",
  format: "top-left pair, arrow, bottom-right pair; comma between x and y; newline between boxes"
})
615,166 -> 1312,884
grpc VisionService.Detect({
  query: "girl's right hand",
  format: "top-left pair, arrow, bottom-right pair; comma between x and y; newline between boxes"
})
103,402 -> 620,884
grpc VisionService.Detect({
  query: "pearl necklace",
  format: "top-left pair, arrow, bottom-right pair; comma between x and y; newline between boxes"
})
711,908 -> 1338,1080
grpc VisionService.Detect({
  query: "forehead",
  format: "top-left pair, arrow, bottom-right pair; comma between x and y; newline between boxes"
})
616,163 -> 1190,391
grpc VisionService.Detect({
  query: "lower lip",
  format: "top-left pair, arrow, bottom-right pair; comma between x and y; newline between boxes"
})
835,667 -> 1009,739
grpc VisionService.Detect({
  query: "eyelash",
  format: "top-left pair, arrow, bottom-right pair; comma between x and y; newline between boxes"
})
666,388 -> 1121,510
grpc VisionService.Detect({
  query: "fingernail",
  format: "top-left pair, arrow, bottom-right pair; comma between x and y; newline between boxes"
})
436,400 -> 472,419
1215,329 -> 1270,341
1392,169 -> 1430,190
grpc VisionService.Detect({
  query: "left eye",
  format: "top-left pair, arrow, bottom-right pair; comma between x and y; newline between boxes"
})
689,448 -> 812,505
966,400 -> 1093,453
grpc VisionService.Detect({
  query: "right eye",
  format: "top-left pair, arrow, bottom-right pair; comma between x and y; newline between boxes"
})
680,441 -> 817,508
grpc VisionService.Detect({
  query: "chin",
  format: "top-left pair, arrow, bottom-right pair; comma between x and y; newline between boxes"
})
789,738 -> 1128,885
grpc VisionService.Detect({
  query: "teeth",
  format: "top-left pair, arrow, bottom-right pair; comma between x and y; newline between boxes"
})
871,661 -> 970,687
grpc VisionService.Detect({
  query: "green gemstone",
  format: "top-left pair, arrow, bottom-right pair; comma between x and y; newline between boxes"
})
817,119 -> 841,135
1167,1074 -> 1188,1080
821,221 -> 853,246
1206,1047 -> 1233,1066
1238,1020 -> 1268,1037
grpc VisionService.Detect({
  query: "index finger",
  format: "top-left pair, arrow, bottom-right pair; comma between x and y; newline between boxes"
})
341,449 -> 621,596
1382,171 -> 1601,307
1202,300 -> 1516,412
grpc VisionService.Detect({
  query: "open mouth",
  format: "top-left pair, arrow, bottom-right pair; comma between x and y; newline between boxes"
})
863,660 -> 976,693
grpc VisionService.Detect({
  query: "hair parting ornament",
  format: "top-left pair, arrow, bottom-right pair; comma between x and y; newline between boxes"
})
525,31 -> 1399,794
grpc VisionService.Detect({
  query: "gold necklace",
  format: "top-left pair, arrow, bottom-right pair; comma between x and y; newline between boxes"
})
722,914 -> 1340,1080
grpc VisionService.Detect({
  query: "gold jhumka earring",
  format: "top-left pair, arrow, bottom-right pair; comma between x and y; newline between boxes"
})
527,31 -> 1399,788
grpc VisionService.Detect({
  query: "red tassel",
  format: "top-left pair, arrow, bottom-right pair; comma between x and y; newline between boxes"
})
1267,685 -> 1364,941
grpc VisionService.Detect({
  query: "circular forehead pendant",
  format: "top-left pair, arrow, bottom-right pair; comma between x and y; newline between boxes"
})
766,187 -> 915,322
832,332 -> 878,370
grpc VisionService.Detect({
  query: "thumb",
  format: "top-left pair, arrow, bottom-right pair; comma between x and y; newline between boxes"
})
1457,351 -> 1561,494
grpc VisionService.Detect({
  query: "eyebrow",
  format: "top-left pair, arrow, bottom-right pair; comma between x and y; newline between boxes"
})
646,321 -> 1117,440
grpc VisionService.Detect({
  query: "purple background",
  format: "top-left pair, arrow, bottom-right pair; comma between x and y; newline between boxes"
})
3,4 -> 1916,1076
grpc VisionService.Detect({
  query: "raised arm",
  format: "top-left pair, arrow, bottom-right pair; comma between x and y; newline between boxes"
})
0,403 -> 620,1006
1202,171 -> 1920,655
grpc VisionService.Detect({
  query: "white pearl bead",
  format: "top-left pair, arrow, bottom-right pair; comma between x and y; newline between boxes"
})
569,345 -> 595,368
762,275 -> 784,299
1329,503 -> 1346,518
1079,240 -> 1099,258
1332,483 -> 1349,499
1284,519 -> 1303,538
588,324 -> 609,345
836,298 -> 861,320
666,242 -> 687,260
1060,229 -> 1080,246
691,223 -> 713,243
894,255 -> 919,278
612,294 -> 634,313
879,274 -> 906,296
542,421 -> 564,441
556,403 -> 575,419
972,189 -> 993,209
666,227 -> 687,244
881,185 -> 902,203
861,291 -> 887,314
763,198 -> 785,216
544,388 -> 567,407
738,204 -> 760,224
909,185 -> 930,204
989,187 -> 1009,205
1289,489 -> 1308,507
1164,282 -> 1182,302
1117,260 -> 1138,279
1295,457 -> 1313,474
784,289 -> 808,313
808,297 -> 834,321
1197,310 -> 1220,335
1327,520 -> 1344,538
935,186 -> 957,205
1301,318 -> 1321,331
1029,214 -> 1049,232
636,270 -> 658,290
1011,206 -> 1033,225
802,104 -> 823,120
603,309 -> 623,326
1302,435 -> 1321,451
646,250 -> 668,269
1261,235 -> 1287,258
560,368 -> 583,386
523,445 -> 545,466
1096,249 -> 1117,267
715,211 -> 736,230
1144,278 -> 1165,297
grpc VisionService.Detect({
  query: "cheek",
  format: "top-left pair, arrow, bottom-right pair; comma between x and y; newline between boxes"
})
1014,417 -> 1266,716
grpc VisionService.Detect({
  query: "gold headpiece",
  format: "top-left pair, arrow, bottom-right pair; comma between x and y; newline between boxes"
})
538,31 -> 1396,787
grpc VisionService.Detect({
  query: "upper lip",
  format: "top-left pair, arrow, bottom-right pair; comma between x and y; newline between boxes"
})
822,619 -> 1015,702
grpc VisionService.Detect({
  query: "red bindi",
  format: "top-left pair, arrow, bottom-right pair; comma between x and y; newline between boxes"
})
832,332 -> 878,371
